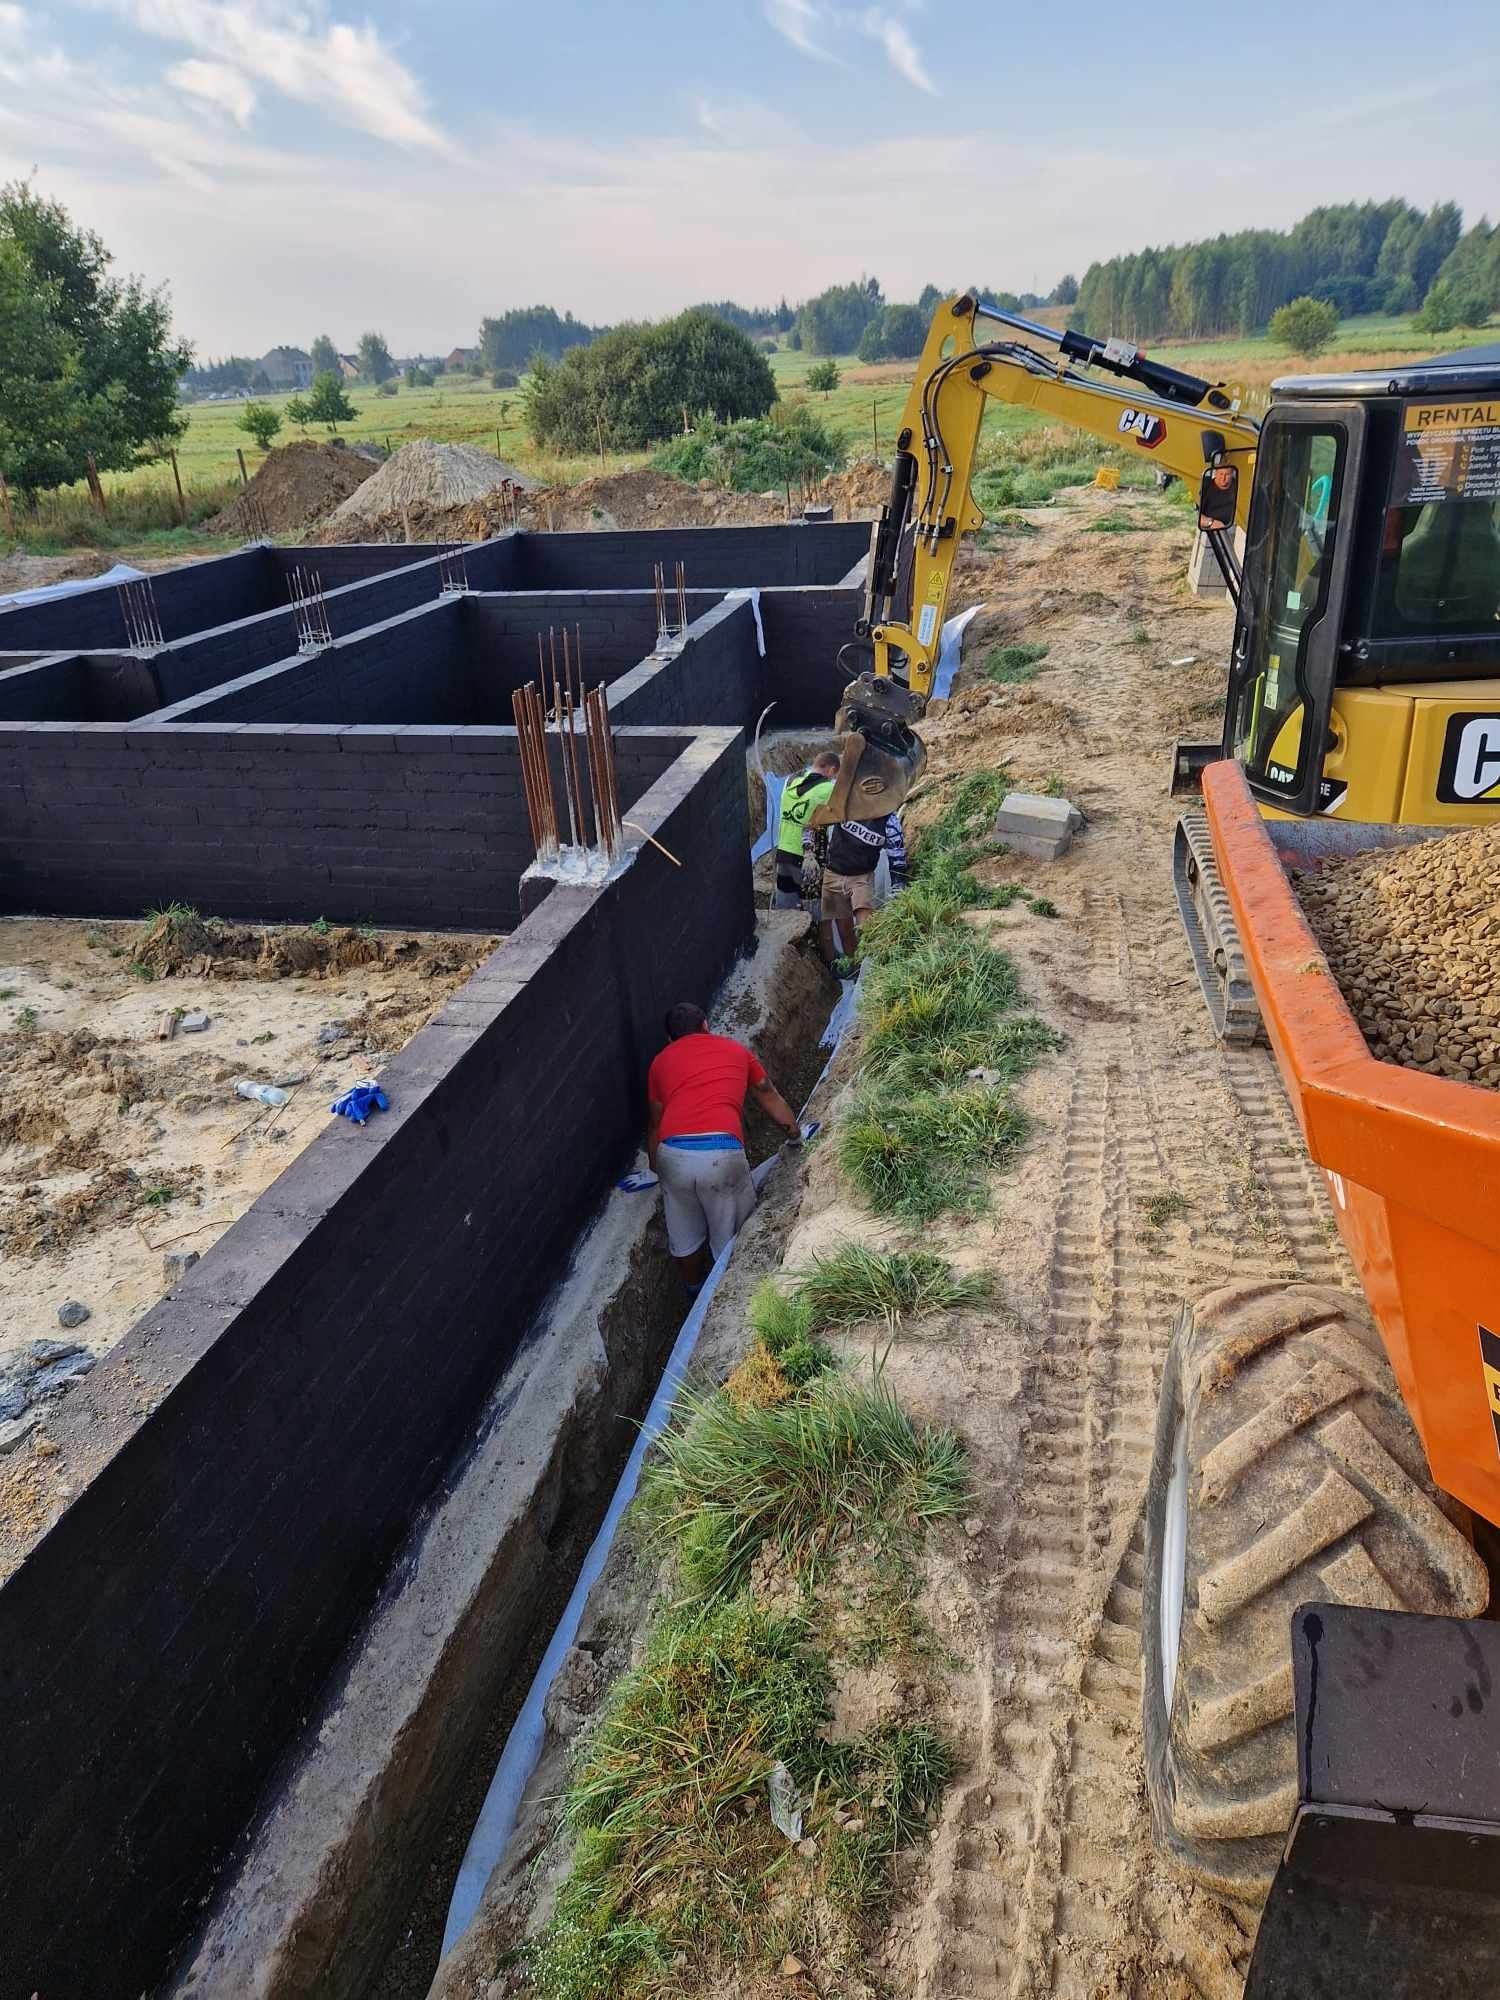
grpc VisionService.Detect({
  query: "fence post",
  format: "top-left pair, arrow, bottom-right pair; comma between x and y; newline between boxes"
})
236,448 -> 250,487
169,449 -> 187,523
84,454 -> 108,518
0,472 -> 14,541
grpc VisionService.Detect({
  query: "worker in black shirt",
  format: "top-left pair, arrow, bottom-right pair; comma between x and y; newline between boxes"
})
820,811 -> 907,961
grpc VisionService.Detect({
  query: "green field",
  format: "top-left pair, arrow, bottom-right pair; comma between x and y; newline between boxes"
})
7,307 -> 1491,562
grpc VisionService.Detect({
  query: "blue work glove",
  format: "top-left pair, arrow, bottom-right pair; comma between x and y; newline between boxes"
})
617,1170 -> 659,1193
330,1080 -> 389,1124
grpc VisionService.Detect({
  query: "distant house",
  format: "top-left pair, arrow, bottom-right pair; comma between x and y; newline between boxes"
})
257,346 -> 314,391
337,355 -> 360,381
446,346 -> 479,372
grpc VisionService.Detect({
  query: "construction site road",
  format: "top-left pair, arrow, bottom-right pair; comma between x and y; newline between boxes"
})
840,486 -> 1358,2000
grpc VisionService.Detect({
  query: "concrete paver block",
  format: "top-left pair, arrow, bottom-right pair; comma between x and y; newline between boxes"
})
994,791 -> 1082,861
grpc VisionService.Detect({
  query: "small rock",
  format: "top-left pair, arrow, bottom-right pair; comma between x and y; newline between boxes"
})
781,1955 -> 805,1979
0,1411 -> 40,1455
965,1067 -> 1002,1088
844,1816 -> 865,1834
178,1012 -> 211,1033
316,1021 -> 349,1047
963,1515 -> 983,1539
796,1837 -> 817,1858
56,1301 -> 91,1330
272,1072 -> 310,1089
162,1250 -> 200,1286
33,1434 -> 59,1459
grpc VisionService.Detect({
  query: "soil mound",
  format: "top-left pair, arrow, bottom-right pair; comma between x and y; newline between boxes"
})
1298,823 -> 1500,1087
326,439 -> 534,535
128,909 -> 496,984
206,441 -> 374,538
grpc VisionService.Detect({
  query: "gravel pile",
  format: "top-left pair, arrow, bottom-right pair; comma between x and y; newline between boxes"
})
1298,824 -> 1500,1088
326,439 -> 533,532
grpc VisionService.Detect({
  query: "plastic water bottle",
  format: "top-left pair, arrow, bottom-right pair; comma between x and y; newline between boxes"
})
235,1080 -> 289,1107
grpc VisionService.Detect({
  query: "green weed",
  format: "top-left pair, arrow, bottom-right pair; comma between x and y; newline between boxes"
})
791,1244 -> 989,1335
985,641 -> 1049,684
839,1080 -> 1031,1223
309,916 -> 331,936
126,960 -> 155,982
1084,511 -> 1148,533
0,988 -> 15,1001
746,1280 -> 836,1388
643,1374 -> 966,1600
1142,1190 -> 1192,1234
140,1184 -> 176,1208
15,1005 -> 38,1031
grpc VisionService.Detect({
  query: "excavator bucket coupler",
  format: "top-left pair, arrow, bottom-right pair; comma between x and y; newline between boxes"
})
811,672 -> 927,826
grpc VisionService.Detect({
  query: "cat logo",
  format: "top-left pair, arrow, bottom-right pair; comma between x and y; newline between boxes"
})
1480,1326 -> 1500,1460
1437,714 -> 1500,804
1118,408 -> 1166,449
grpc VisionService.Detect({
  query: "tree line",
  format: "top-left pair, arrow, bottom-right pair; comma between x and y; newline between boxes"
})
1073,199 -> 1499,342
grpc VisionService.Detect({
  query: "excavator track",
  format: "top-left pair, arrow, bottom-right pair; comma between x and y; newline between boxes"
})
1172,806 -> 1260,1046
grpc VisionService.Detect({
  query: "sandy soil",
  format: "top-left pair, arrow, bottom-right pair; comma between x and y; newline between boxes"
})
0,918 -> 495,1359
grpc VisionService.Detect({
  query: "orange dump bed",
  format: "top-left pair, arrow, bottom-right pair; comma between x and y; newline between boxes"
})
1202,760 -> 1500,1530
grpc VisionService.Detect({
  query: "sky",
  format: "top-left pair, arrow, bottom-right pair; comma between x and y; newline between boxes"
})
1,0 -> 1497,358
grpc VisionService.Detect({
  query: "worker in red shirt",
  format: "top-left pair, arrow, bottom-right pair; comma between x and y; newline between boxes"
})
646,1001 -> 802,1290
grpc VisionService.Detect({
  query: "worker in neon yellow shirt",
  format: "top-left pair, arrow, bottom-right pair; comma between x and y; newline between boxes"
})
772,749 -> 840,909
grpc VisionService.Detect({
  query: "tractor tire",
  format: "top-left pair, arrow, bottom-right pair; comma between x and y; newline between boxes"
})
1142,1280 -> 1490,1902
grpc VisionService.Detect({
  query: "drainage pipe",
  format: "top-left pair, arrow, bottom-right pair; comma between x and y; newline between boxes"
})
440,978 -> 862,1958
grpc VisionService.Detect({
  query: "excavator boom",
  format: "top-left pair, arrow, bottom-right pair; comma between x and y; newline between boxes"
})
865,293 -> 1261,697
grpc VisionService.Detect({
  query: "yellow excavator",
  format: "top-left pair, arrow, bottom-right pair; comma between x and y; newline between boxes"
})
820,296 -> 1500,1994
820,291 -> 1500,1032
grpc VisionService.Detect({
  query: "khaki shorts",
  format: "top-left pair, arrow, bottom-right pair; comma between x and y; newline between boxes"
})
657,1140 -> 756,1259
821,866 -> 877,923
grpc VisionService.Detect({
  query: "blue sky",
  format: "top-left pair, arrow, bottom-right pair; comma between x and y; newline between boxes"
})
2,0 -> 1497,356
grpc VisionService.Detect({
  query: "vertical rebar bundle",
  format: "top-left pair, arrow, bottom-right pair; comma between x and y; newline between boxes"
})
438,544 -> 470,595
117,578 -> 164,652
241,491 -> 271,543
288,566 -> 333,651
514,623 -> 622,868
652,560 -> 688,645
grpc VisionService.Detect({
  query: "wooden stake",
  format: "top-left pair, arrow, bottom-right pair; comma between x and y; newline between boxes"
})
872,396 -> 879,454
169,449 -> 187,523
85,454 -> 108,518
596,409 -> 606,470
236,448 -> 250,487
0,472 -> 14,540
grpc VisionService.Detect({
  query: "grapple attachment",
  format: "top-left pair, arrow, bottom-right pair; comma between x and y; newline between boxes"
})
811,671 -> 927,826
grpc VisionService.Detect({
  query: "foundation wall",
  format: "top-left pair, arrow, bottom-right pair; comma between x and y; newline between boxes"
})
0,718 -> 684,929
510,520 -> 869,590
0,728 -> 751,2000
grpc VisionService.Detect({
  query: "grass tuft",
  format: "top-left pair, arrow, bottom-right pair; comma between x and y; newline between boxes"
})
839,1079 -> 1031,1224
791,1244 -> 989,1334
984,641 -> 1049,684
643,1373 -> 966,1600
1084,512 -> 1148,533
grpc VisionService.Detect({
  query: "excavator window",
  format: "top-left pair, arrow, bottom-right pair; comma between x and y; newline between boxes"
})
1373,411 -> 1500,638
1229,424 -> 1345,803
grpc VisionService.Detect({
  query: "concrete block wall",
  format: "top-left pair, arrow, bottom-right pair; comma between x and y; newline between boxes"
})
0,543 -> 520,717
610,595 -> 764,732
760,584 -> 864,721
0,728 -> 750,1999
460,589 -> 721,706
0,713 -> 680,928
511,520 -> 870,590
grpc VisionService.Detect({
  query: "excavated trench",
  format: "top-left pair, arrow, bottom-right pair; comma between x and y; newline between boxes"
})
174,910 -> 838,2000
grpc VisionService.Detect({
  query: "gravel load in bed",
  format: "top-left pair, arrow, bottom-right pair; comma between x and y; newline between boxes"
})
1297,823 -> 1500,1089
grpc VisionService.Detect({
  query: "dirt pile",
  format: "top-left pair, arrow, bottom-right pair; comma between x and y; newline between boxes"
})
129,911 -> 493,983
1298,824 -> 1500,1086
207,441 -> 375,538
322,439 -> 535,540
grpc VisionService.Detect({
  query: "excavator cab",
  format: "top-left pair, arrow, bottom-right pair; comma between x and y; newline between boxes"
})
1176,350 -> 1500,1037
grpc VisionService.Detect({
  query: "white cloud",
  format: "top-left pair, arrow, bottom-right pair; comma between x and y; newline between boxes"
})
762,0 -> 834,61
83,0 -> 452,152
763,0 -> 937,93
859,10 -> 936,93
168,56 -> 256,126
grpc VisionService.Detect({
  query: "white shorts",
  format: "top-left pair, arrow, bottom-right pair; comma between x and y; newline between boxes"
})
657,1140 -> 756,1259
